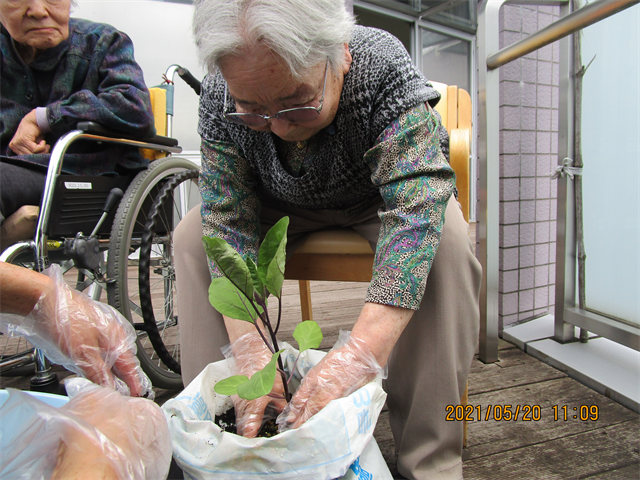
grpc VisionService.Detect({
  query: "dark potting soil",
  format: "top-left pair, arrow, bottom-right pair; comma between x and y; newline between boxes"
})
215,408 -> 279,438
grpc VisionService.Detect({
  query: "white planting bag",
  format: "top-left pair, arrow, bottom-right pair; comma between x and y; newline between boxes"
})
162,343 -> 392,480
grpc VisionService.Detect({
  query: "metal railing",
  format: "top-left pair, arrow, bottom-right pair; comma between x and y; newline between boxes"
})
477,0 -> 640,363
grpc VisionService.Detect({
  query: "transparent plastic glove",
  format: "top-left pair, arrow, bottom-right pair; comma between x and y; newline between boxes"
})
0,264 -> 152,398
0,379 -> 171,480
277,331 -> 383,432
53,379 -> 172,479
224,332 -> 288,438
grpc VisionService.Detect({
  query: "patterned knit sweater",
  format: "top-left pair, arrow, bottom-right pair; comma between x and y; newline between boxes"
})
198,26 -> 455,310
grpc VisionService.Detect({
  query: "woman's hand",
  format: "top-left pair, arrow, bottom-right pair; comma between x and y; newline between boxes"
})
41,287 -> 149,397
1,264 -> 152,397
276,334 -> 383,431
9,110 -> 50,155
229,332 -> 288,437
52,382 -> 172,480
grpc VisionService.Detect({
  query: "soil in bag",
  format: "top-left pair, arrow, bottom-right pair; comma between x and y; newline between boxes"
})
215,408 -> 279,438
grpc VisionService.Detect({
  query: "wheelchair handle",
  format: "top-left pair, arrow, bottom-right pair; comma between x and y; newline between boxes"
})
177,67 -> 201,96
90,187 -> 124,237
103,187 -> 124,213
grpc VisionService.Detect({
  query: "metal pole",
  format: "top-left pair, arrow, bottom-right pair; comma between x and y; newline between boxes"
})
553,1 -> 579,343
476,0 -> 505,364
487,0 -> 639,69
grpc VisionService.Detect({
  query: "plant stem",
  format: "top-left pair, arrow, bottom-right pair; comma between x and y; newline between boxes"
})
274,296 -> 283,336
252,319 -> 276,355
263,299 -> 291,402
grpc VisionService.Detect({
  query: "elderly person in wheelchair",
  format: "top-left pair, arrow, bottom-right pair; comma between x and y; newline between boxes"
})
0,0 -> 155,249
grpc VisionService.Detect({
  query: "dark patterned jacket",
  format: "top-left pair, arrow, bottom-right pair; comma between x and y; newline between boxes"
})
198,26 -> 455,310
0,18 -> 154,175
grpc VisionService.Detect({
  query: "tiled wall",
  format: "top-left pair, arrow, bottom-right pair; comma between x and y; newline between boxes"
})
498,4 -> 561,330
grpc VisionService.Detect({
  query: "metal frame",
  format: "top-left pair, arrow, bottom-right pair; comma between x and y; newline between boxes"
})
357,0 -> 478,33
550,0 -> 640,352
477,0 -> 505,363
32,131 -> 181,266
477,0 -> 640,363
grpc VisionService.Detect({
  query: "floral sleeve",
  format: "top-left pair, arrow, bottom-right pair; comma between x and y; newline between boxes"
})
199,139 -> 261,279
363,102 -> 455,310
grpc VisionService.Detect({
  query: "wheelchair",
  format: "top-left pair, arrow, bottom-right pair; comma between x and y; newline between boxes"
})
0,66 -> 202,391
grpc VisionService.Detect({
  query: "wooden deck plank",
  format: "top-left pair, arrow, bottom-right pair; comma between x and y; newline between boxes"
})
469,348 -> 568,395
462,420 -> 640,480
465,376 -> 639,459
269,280 -> 367,350
581,463 -> 640,479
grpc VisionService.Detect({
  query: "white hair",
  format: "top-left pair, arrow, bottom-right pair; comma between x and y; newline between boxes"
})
193,0 -> 355,79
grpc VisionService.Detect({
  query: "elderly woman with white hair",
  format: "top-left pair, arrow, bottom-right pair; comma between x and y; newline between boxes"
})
174,1 -> 482,478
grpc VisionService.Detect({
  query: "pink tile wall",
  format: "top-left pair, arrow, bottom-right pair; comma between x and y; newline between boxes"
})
498,5 -> 560,330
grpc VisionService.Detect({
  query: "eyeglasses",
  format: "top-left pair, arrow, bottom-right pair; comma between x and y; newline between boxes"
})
223,59 -> 328,127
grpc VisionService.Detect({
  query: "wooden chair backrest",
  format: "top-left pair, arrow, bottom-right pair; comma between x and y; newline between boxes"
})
431,82 -> 472,223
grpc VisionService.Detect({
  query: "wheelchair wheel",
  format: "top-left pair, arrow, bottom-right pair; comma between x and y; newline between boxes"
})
138,169 -> 199,376
107,157 -> 199,390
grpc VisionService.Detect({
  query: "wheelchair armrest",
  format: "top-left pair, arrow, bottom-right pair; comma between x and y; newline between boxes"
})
76,121 -> 179,147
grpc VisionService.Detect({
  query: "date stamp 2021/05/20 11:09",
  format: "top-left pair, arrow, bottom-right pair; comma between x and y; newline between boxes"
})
445,404 -> 600,422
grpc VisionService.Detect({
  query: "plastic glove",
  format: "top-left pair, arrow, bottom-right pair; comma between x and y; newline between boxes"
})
53,379 -> 172,479
0,379 -> 171,480
224,332 -> 288,438
277,331 -> 384,432
0,264 -> 152,398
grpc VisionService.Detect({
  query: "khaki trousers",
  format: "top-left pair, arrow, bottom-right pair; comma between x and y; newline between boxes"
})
174,196 -> 481,480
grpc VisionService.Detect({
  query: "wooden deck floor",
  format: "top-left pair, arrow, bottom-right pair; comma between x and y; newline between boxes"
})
244,279 -> 640,480
3,251 -> 639,478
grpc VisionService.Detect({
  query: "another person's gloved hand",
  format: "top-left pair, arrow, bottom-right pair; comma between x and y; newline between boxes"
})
0,264 -> 152,398
51,379 -> 172,480
227,332 -> 287,438
277,332 -> 383,432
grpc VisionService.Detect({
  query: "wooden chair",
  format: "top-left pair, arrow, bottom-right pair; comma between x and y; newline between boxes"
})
284,83 -> 473,447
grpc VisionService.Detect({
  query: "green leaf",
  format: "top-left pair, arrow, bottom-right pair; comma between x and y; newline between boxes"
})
208,276 -> 257,322
246,257 -> 267,302
236,350 -> 284,400
258,217 -> 289,299
213,375 -> 249,396
293,321 -> 323,352
202,236 -> 254,301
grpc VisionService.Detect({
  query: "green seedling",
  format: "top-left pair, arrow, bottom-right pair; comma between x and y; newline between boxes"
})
203,217 -> 323,402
